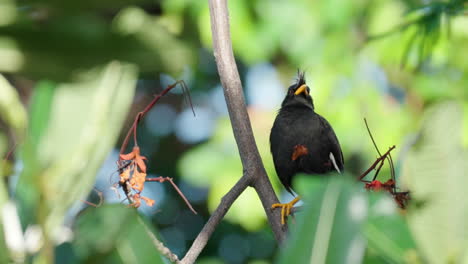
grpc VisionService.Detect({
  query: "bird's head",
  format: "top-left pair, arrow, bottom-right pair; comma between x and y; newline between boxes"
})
281,71 -> 314,110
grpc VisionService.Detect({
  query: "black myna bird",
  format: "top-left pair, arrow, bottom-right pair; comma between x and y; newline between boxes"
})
270,71 -> 344,224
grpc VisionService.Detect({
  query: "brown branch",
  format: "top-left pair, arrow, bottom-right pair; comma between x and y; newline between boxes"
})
359,145 -> 396,181
182,176 -> 249,264
364,118 -> 382,156
138,217 -> 181,263
364,118 -> 397,189
80,188 -> 104,207
3,142 -> 17,161
372,159 -> 385,181
387,153 -> 397,192
181,0 -> 286,263
119,81 -> 190,154
146,177 -> 197,214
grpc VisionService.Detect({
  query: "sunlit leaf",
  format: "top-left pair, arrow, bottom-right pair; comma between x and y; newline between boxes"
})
364,194 -> 418,263
401,102 -> 468,263
16,80 -> 56,225
277,176 -> 367,264
16,62 -> 137,241
0,74 -> 27,263
0,74 -> 27,138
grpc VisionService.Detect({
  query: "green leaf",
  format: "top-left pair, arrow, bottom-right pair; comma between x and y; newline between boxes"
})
28,81 -> 56,150
401,102 -> 468,263
0,10 -> 193,80
23,0 -> 152,12
364,194 -> 418,263
0,74 -> 27,138
0,75 -> 25,264
15,80 -> 56,226
73,204 -> 166,264
16,62 -> 137,239
277,176 -> 367,264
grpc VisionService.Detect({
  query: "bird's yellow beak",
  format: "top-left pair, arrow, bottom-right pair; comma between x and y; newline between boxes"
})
294,84 -> 309,96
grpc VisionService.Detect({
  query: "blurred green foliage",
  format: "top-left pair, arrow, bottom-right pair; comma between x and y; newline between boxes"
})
401,102 -> 468,263
0,0 -> 467,263
277,175 -> 367,264
73,204 -> 166,264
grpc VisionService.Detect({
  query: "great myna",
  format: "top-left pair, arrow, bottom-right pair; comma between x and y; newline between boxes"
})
270,71 -> 344,224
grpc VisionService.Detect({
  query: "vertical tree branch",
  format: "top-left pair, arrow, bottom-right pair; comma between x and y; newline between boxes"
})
181,0 -> 287,263
207,0 -> 285,241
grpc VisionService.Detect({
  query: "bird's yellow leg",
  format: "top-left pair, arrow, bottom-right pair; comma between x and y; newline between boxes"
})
271,196 -> 301,225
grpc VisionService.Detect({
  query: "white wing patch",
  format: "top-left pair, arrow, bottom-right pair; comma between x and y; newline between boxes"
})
329,152 -> 341,174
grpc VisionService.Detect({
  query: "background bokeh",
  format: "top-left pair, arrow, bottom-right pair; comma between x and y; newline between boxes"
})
0,0 -> 467,263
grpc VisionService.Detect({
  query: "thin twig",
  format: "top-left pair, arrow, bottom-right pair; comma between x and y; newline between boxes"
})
138,217 -> 181,263
387,153 -> 396,192
359,146 -> 396,181
133,113 -> 140,146
80,188 -> 104,207
364,118 -> 382,156
146,177 -> 197,214
372,159 -> 385,181
119,81 -> 190,154
179,81 -> 196,116
362,120 -> 410,207
117,81 -> 194,208
365,118 -> 398,190
3,142 -> 17,161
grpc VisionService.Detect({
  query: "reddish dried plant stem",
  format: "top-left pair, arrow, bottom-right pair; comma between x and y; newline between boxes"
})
80,188 -> 104,207
133,113 -> 141,147
146,177 -> 197,214
3,142 -> 17,161
372,159 -> 386,181
119,81 -> 185,155
363,118 -> 397,187
359,145 -> 396,181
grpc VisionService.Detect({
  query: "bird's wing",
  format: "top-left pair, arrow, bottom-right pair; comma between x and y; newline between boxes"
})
270,117 -> 296,193
318,115 -> 344,173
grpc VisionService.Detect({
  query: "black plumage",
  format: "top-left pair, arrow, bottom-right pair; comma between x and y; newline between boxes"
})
270,72 -> 344,194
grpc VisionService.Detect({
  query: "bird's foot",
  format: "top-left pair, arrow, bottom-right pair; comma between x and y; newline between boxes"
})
271,196 -> 301,225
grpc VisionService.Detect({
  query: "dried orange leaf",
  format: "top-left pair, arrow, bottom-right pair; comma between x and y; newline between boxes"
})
131,170 -> 147,192
141,196 -> 155,207
119,168 -> 131,183
120,151 -> 136,160
365,180 -> 383,191
130,193 -> 142,208
135,156 -> 147,173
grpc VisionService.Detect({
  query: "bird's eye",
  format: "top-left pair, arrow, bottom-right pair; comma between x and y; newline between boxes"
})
288,89 -> 294,95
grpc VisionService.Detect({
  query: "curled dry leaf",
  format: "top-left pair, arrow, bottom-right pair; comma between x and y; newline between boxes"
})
118,146 -> 154,207
120,146 -> 147,173
141,196 -> 155,207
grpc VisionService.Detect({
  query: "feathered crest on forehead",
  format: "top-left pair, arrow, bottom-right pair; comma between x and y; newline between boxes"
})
294,70 -> 306,88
